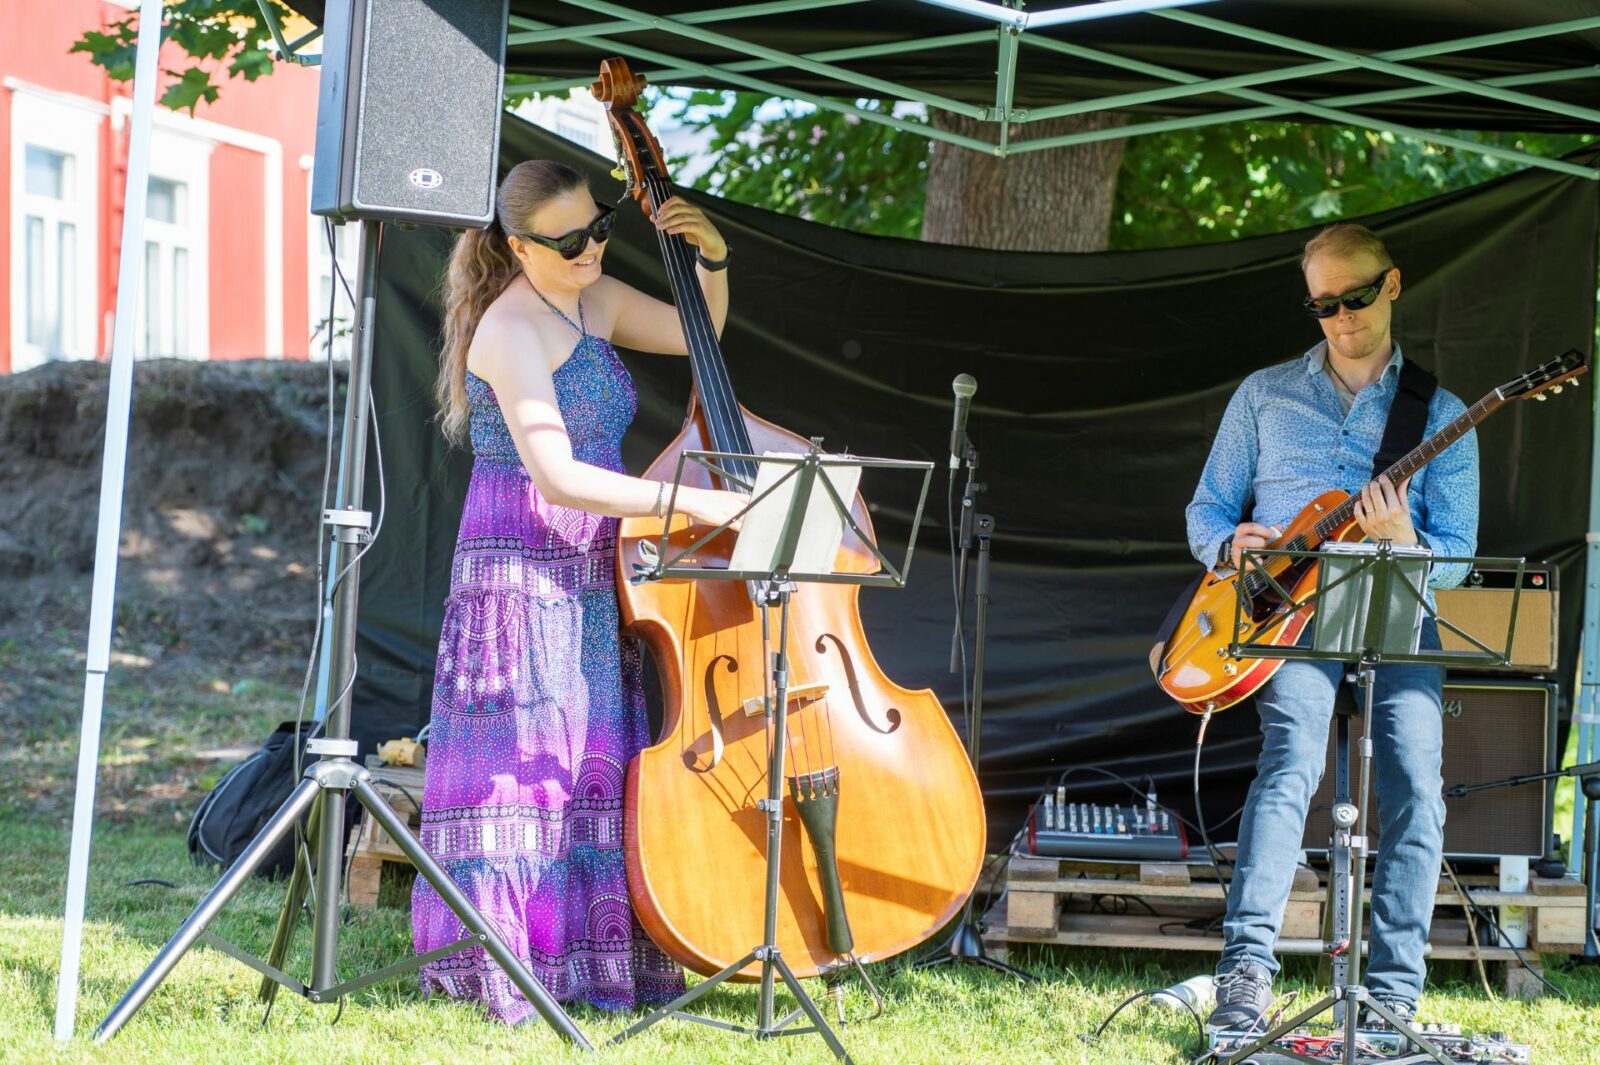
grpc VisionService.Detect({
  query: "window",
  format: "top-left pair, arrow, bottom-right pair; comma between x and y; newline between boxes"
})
308,209 -> 358,361
138,176 -> 196,357
9,89 -> 102,371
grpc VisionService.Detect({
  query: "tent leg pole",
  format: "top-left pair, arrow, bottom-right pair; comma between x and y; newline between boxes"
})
52,0 -> 165,1042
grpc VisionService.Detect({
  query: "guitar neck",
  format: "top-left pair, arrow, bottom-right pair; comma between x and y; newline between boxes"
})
1311,389 -> 1502,538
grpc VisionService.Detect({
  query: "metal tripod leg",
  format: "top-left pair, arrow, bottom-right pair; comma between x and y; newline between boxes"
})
348,775 -> 592,1047
96,763 -> 593,1049
95,777 -> 322,1041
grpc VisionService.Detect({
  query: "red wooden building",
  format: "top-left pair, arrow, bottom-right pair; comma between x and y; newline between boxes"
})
1,1 -> 347,374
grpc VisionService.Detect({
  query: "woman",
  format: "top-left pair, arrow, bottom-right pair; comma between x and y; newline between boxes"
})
414,158 -> 745,1022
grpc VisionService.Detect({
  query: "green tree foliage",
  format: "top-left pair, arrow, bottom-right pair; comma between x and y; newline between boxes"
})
71,1 -> 293,113
1108,123 -> 1596,249
656,91 -> 930,240
663,90 -> 1594,248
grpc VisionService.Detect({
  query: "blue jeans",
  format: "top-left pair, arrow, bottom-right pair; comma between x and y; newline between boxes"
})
1217,619 -> 1445,1005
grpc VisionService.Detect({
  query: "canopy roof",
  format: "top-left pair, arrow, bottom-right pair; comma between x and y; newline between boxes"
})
283,1 -> 1600,175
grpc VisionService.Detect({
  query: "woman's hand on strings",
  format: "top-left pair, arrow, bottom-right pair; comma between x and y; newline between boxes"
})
652,197 -> 727,261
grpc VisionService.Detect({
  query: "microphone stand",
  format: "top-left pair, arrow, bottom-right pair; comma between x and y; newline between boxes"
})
1448,760 -> 1600,958
919,438 -> 1034,980
949,438 -> 982,675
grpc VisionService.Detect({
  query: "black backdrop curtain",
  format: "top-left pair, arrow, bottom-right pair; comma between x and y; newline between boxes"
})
352,114 -> 1598,848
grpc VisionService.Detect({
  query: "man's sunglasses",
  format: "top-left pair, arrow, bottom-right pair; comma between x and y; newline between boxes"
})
1304,268 -> 1391,319
512,202 -> 616,260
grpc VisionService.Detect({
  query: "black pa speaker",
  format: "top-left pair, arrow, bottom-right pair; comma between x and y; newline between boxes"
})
1303,678 -> 1557,859
312,0 -> 508,227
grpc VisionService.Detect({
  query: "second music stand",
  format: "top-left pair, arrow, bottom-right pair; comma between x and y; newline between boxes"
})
1214,540 -> 1518,1065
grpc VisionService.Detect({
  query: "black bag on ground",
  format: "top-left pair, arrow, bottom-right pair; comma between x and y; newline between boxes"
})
186,721 -> 317,879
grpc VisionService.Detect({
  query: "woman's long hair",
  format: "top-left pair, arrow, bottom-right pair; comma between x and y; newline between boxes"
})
436,159 -> 587,445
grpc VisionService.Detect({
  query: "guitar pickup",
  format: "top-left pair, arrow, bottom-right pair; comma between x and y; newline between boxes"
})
742,682 -> 830,718
1197,611 -> 1214,638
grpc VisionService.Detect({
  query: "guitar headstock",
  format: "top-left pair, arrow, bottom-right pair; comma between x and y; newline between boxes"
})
590,58 -> 670,219
1498,349 -> 1588,403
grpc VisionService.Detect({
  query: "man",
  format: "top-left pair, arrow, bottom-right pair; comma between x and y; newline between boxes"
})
1186,223 -> 1479,1029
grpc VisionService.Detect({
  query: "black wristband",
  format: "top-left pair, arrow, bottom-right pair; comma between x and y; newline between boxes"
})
696,245 -> 731,271
1216,536 -> 1234,569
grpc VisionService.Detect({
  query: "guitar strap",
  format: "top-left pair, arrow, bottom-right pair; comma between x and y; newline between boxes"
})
1371,358 -> 1438,479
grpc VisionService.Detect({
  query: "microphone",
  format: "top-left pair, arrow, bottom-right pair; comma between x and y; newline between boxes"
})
949,373 -> 976,469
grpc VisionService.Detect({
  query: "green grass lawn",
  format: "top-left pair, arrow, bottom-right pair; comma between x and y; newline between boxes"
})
2,640 -> 1598,1064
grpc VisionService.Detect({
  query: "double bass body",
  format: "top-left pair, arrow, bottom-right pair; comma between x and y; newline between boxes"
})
618,403 -> 987,980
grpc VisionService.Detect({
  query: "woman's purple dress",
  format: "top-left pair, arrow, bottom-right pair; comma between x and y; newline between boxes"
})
411,335 -> 685,1021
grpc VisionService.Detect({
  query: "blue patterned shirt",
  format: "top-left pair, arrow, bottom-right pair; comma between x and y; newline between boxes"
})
1186,341 -> 1479,594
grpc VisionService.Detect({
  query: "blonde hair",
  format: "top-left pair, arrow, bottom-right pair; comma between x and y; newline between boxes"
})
436,159 -> 587,445
1300,222 -> 1394,275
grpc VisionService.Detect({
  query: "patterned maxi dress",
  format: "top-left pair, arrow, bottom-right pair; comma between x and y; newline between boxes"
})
411,326 -> 685,1021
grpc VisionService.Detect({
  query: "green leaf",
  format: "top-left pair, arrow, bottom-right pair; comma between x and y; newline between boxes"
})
160,66 -> 220,114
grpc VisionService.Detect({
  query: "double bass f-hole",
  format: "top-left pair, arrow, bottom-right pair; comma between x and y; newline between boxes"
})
816,632 -> 902,735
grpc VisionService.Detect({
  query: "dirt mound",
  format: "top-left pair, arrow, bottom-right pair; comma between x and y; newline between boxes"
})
0,359 -> 348,664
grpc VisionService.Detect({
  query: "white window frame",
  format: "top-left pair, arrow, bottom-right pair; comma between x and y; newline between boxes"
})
133,128 -> 212,360
304,159 -> 359,361
8,84 -> 103,371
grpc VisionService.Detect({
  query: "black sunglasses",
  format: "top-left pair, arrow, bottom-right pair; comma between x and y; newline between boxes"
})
1304,268 -> 1391,319
512,202 -> 616,260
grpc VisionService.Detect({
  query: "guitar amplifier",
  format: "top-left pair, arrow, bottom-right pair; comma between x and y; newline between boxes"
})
1434,564 -> 1557,673
1303,679 -> 1556,860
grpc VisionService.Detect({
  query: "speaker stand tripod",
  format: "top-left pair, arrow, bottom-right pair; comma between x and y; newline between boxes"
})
93,221 -> 590,1048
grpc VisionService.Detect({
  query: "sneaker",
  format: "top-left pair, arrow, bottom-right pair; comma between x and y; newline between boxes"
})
1359,996 -> 1416,1031
1207,961 -> 1273,1029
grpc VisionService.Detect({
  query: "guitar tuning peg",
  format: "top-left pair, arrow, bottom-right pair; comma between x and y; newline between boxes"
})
611,166 -> 627,181
1551,384 -> 1564,394
1534,393 -> 1549,401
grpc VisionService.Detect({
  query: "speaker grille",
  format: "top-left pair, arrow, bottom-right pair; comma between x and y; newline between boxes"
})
1303,680 -> 1553,859
314,0 -> 507,226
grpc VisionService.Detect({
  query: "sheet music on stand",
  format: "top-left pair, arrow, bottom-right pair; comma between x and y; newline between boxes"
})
728,453 -> 862,578
638,445 -> 933,590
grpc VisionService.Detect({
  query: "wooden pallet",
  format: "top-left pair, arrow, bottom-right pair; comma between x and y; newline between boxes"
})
343,761 -> 424,908
982,854 -> 1588,997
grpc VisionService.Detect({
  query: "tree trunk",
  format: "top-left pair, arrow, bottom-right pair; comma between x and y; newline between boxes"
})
921,110 -> 1128,252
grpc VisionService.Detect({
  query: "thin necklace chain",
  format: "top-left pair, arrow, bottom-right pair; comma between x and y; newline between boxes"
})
527,281 -> 587,338
527,280 -> 609,399
1325,355 -> 1360,396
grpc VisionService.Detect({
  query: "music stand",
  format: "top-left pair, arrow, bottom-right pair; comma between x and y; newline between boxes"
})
1214,540 -> 1519,1065
610,443 -> 934,1065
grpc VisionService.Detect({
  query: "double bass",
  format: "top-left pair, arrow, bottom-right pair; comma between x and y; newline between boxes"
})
592,59 -> 986,980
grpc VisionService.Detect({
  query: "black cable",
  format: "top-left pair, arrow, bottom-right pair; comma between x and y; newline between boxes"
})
1455,885 -> 1573,1003
947,464 -> 969,756
1081,986 -> 1206,1058
1193,707 -> 1232,910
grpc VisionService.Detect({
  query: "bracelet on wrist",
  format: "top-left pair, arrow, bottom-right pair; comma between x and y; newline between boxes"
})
696,245 -> 731,272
